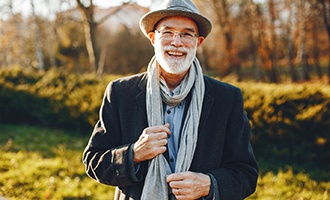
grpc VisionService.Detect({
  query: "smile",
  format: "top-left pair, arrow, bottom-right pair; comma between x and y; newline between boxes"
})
167,51 -> 185,57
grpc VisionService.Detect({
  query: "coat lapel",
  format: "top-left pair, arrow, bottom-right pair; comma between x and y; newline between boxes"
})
198,76 -> 214,132
135,73 -> 148,120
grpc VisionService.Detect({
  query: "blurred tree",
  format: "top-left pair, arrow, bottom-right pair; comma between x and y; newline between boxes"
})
43,0 -> 60,68
105,24 -> 153,74
0,0 -> 28,68
193,0 -> 221,75
75,0 -> 132,74
309,1 -> 324,79
210,0 -> 242,81
30,0 -> 45,70
243,0 -> 264,81
56,21 -> 87,73
309,0 -> 330,83
296,0 -> 311,81
1,0 -> 329,82
267,0 -> 280,83
0,0 -> 69,70
281,0 -> 299,82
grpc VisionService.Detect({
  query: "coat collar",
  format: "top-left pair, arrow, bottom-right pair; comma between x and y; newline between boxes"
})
135,73 -> 214,127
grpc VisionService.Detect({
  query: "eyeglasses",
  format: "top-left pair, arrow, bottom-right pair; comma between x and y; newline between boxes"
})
154,29 -> 199,43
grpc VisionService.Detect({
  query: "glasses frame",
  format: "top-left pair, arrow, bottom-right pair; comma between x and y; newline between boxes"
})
154,29 -> 199,43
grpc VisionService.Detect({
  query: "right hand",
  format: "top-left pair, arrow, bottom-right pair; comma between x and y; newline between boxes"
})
133,123 -> 171,163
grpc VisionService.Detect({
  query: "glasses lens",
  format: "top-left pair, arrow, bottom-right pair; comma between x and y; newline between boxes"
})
157,30 -> 197,42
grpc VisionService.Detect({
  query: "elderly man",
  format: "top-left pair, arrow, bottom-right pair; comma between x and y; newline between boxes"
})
82,0 -> 258,199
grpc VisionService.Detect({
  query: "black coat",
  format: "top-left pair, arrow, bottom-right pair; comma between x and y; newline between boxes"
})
83,72 -> 258,200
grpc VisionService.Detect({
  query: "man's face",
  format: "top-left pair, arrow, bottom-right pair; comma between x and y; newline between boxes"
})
148,16 -> 204,75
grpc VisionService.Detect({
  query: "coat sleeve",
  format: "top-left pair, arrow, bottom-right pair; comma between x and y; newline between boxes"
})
209,88 -> 258,200
82,81 -> 147,187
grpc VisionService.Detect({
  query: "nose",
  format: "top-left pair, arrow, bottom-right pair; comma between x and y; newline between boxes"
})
171,34 -> 184,47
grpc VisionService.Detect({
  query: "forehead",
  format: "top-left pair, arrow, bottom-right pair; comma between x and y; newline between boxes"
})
155,16 -> 199,32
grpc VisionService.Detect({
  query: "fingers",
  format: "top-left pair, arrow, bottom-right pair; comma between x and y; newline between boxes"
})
133,124 -> 171,163
164,123 -> 170,128
166,172 -> 186,189
146,123 -> 171,136
172,188 -> 184,198
167,172 -> 211,199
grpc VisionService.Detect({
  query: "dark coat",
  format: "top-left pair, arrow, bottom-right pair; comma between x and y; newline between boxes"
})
82,72 -> 258,200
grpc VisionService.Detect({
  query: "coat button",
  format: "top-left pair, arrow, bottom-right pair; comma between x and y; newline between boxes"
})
116,170 -> 120,176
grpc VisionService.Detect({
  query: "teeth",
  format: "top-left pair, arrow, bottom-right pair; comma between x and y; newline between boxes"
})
168,51 -> 184,56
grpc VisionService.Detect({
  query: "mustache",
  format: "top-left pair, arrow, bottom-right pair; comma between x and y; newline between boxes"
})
162,46 -> 189,53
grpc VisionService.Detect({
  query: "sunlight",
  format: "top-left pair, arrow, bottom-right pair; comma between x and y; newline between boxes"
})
253,0 -> 266,3
93,0 -> 151,8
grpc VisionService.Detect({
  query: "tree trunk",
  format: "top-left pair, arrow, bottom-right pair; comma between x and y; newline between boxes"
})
82,18 -> 98,72
286,0 -> 298,82
211,0 -> 241,81
247,0 -> 262,82
287,37 -> 298,82
31,0 -> 45,70
311,22 -> 323,79
75,0 -> 132,74
319,0 -> 330,83
96,44 -> 107,76
76,0 -> 99,73
308,0 -> 330,83
268,0 -> 279,83
47,25 -> 57,68
197,46 -> 210,73
296,0 -> 310,81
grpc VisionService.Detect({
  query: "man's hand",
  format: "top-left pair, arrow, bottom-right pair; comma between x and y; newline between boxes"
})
167,171 -> 211,200
133,123 -> 171,163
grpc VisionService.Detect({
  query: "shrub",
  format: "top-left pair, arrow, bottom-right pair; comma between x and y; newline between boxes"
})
0,67 -> 329,175
0,67 -> 119,132
238,82 -> 330,174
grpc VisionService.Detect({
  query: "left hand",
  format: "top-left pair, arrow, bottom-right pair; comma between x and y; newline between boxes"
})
166,171 -> 211,200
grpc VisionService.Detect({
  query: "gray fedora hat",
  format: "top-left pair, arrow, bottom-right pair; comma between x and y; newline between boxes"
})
140,0 -> 212,38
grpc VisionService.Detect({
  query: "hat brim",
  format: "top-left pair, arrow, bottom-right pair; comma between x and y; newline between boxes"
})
140,10 -> 212,38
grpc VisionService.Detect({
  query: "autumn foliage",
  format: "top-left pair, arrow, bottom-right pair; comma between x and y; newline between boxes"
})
1,68 -> 329,172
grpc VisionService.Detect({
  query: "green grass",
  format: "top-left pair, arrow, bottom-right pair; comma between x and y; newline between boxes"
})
0,123 -> 329,200
0,124 -> 113,200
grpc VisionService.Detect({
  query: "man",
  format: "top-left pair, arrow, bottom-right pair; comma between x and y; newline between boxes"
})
82,0 -> 258,199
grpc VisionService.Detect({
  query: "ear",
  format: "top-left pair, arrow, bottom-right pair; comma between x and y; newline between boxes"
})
147,32 -> 155,45
197,36 -> 205,47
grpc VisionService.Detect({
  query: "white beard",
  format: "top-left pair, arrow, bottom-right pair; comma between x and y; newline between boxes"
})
154,43 -> 197,75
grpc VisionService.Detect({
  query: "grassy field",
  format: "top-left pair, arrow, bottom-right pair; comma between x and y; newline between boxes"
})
0,124 -> 113,200
0,123 -> 329,200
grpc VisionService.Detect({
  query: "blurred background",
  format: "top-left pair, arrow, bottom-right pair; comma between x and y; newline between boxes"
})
0,0 -> 329,199
0,0 -> 329,82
